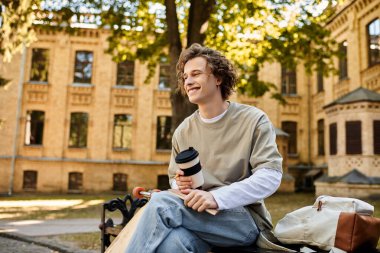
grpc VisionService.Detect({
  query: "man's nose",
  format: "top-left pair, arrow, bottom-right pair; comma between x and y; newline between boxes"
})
184,76 -> 194,87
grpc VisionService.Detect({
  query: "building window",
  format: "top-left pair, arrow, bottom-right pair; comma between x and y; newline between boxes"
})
329,123 -> 337,155
69,112 -> 88,148
30,48 -> 49,82
74,51 -> 93,84
68,172 -> 83,191
113,173 -> 127,191
156,116 -> 172,150
346,121 -> 361,155
158,56 -> 170,89
368,19 -> 380,67
116,60 -> 134,86
23,170 -> 37,190
317,119 -> 325,156
157,175 -> 170,190
25,110 -> 44,145
317,70 -> 324,93
281,65 -> 297,95
281,121 -> 297,155
113,114 -> 132,149
374,120 -> 380,154
339,41 -> 348,80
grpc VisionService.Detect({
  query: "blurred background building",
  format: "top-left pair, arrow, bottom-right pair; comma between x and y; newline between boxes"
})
0,0 -> 379,197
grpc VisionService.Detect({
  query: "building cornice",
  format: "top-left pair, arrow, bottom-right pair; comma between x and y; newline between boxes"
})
0,156 -> 168,165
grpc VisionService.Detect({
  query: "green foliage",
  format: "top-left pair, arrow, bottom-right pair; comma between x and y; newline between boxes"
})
205,0 -> 340,101
0,0 -> 40,62
1,0 -> 341,114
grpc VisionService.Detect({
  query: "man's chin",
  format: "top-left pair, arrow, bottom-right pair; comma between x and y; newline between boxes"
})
187,96 -> 199,105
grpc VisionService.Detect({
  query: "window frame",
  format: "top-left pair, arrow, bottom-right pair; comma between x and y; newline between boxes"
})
317,119 -> 325,156
329,123 -> 337,155
73,50 -> 94,84
68,172 -> 83,191
25,110 -> 45,146
156,116 -> 172,150
158,56 -> 170,89
345,121 -> 362,155
367,18 -> 380,67
68,112 -> 89,148
116,60 -> 135,86
113,173 -> 128,192
23,170 -> 38,190
281,121 -> 298,155
112,114 -> 133,150
374,120 -> 380,155
281,65 -> 297,95
317,69 -> 324,93
338,41 -> 348,80
30,48 -> 49,82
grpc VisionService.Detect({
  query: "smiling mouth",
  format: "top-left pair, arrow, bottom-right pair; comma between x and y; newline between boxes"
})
187,87 -> 200,93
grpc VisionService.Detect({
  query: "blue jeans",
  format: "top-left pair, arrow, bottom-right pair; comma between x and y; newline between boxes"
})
125,191 -> 259,253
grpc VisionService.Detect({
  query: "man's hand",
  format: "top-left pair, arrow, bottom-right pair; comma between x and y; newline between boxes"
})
184,189 -> 218,212
175,169 -> 193,193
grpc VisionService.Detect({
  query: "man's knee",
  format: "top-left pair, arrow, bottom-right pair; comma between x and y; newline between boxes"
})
150,191 -> 181,206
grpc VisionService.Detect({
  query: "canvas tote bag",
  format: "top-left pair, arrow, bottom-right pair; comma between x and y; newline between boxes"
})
274,195 -> 380,253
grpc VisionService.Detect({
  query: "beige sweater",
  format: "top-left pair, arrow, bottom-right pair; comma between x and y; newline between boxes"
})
168,102 -> 283,232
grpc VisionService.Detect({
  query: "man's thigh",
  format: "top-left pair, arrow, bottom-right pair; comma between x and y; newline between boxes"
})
154,191 -> 259,247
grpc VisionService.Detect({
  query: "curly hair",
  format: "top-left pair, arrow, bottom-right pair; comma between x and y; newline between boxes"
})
176,43 -> 237,100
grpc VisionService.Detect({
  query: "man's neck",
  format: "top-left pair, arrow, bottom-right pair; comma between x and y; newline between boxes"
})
198,100 -> 229,119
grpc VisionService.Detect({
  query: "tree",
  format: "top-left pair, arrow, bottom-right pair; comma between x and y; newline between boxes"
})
1,0 -> 340,132
94,0 -> 341,132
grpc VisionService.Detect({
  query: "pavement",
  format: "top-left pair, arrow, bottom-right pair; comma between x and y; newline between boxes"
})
0,218 -> 101,253
0,218 -> 100,236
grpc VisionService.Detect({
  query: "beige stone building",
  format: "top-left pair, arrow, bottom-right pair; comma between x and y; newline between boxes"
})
0,0 -> 379,196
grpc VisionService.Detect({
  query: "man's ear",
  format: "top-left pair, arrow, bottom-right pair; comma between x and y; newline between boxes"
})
216,76 -> 222,86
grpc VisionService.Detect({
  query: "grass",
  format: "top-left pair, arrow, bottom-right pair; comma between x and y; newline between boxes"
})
1,192 -> 380,250
0,193 -> 120,220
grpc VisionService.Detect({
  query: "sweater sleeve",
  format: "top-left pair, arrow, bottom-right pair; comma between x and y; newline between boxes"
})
210,168 -> 282,210
250,116 -> 283,173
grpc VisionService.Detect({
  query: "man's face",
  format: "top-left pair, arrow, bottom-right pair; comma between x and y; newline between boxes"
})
183,57 -> 221,105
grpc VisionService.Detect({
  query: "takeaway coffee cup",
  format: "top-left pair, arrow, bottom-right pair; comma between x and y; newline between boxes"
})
175,147 -> 204,189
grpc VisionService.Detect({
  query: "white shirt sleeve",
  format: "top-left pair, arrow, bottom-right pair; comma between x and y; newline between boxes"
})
210,168 -> 282,210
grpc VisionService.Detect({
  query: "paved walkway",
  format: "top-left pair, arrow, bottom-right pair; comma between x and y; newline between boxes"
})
0,218 -> 105,252
0,218 -> 100,236
0,235 -> 55,253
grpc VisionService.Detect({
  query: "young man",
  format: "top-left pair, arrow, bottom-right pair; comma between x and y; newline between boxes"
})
126,44 -> 283,253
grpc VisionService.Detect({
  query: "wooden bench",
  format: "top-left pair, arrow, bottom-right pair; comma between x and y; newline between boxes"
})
99,193 -> 379,253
